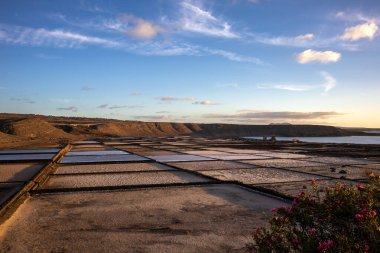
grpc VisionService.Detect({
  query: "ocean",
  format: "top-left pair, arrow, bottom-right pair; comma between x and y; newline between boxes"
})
244,136 -> 380,145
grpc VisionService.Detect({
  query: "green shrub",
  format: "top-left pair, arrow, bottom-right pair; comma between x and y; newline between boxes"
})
246,173 -> 380,253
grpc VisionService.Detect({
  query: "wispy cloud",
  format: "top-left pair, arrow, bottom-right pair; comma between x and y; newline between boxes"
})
81,86 -> 96,91
252,33 -> 324,48
57,106 -> 78,112
10,98 -> 35,104
0,19 -> 262,64
35,53 -> 60,59
258,71 -> 337,92
156,96 -> 196,102
130,92 -> 142,96
214,82 -> 239,88
258,84 -> 315,92
320,71 -> 337,92
0,24 -> 120,48
109,105 -> 127,109
204,48 -> 264,65
205,111 -> 343,122
98,104 -> 143,109
296,49 -> 341,64
133,115 -> 171,121
156,111 -> 170,114
193,100 -> 220,105
49,98 -> 70,103
179,1 -> 239,38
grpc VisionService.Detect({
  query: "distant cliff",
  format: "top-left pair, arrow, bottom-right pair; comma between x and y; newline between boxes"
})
191,123 -> 353,137
0,113 -> 360,143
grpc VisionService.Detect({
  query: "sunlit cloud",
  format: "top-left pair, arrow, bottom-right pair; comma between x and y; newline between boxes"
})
97,104 -> 108,108
120,14 -> 164,40
340,21 -> 378,41
179,1 -> 239,38
296,49 -> 341,64
205,111 -> 344,121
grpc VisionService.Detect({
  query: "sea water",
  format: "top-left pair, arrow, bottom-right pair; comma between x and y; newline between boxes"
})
244,136 -> 380,145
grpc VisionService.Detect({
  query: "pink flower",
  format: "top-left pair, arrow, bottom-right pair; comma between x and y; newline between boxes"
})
298,191 -> 305,197
292,239 -> 300,246
271,208 -> 278,213
365,244 -> 370,252
357,184 -> 366,191
317,240 -> 334,252
370,210 -> 377,217
307,227 -> 317,236
355,214 -> 364,220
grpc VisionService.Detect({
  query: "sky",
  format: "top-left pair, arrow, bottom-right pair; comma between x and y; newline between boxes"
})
0,0 -> 379,127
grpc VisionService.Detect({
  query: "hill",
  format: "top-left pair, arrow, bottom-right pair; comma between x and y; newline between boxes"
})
0,113 -> 362,147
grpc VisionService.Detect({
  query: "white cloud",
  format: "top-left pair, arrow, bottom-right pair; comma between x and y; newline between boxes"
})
252,33 -> 324,48
258,84 -> 314,91
320,71 -> 336,92
295,33 -> 314,41
296,49 -> 341,64
340,21 -> 378,41
120,15 -> 164,40
179,1 -> 239,38
258,71 -> 337,92
0,24 -> 120,48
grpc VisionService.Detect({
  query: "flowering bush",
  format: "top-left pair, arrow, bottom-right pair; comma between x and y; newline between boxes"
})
246,173 -> 380,253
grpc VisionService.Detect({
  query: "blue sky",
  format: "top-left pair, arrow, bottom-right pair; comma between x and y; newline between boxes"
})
0,0 -> 379,127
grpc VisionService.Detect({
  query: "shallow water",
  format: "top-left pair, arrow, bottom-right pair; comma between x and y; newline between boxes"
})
245,136 -> 380,145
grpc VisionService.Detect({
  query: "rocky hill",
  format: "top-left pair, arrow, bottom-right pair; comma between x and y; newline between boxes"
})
0,113 -> 361,147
